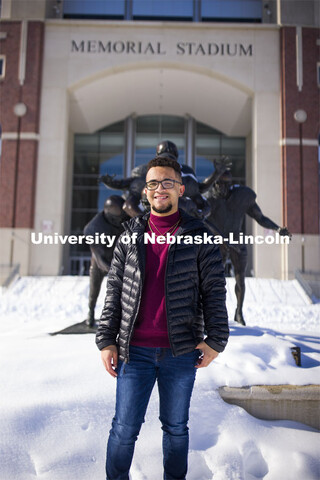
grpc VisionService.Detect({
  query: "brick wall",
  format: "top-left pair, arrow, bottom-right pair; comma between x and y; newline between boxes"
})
0,21 -> 44,228
280,26 -> 320,234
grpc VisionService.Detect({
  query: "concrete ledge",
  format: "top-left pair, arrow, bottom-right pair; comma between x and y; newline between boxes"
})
219,385 -> 320,430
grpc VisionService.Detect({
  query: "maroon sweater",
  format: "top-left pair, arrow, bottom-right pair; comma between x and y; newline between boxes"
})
130,210 -> 180,348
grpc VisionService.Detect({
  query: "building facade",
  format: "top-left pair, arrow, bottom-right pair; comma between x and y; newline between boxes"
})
0,0 -> 319,279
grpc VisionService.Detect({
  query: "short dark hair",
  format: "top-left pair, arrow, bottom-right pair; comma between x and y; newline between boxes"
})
146,156 -> 182,180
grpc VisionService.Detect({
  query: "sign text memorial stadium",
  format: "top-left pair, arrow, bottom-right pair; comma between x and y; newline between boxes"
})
71,40 -> 253,57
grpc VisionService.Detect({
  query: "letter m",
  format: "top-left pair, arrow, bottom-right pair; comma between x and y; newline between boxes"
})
240,44 -> 253,56
71,40 -> 85,52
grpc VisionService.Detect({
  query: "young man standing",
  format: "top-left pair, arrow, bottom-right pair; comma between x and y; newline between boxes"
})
96,156 -> 229,480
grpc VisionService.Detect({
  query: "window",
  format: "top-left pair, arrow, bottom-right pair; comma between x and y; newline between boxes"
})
72,121 -> 125,241
71,116 -> 246,228
201,0 -> 262,22
135,115 -> 186,166
0,55 -> 6,80
195,121 -> 246,183
63,0 -> 125,19
132,0 -> 193,20
63,0 -> 262,22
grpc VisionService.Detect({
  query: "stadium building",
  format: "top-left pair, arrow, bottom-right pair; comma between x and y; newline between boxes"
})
0,0 -> 319,280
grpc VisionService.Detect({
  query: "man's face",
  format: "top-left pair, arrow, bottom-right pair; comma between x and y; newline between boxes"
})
145,166 -> 185,216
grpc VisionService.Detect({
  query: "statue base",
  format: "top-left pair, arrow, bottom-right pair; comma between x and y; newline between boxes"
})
50,320 -> 98,335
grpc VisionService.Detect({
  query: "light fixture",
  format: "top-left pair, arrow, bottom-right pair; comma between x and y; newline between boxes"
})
13,102 -> 27,117
293,109 -> 307,124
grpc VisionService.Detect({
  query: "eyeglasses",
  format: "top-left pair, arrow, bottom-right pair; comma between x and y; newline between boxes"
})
145,179 -> 182,191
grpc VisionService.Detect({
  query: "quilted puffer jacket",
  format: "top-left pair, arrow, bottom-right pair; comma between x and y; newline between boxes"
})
96,210 -> 229,362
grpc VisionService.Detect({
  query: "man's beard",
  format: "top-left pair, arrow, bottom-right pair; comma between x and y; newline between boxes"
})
151,203 -> 173,214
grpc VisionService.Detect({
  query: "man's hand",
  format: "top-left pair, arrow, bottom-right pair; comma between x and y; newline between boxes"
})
195,341 -> 219,368
101,345 -> 118,378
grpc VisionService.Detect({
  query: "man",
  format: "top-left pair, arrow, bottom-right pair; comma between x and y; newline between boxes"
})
96,156 -> 229,480
206,169 -> 291,325
83,196 -> 129,327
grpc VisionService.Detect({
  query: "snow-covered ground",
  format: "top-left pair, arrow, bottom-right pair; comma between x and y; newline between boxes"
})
0,276 -> 319,480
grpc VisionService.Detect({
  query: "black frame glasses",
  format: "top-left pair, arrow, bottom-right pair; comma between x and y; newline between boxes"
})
145,178 -> 183,191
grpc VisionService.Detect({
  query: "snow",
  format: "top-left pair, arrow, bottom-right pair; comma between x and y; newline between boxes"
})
0,276 -> 319,480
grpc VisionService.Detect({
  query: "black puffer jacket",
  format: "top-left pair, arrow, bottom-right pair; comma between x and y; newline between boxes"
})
96,210 -> 229,362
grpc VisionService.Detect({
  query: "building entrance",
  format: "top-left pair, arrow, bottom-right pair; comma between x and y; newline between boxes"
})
70,114 -> 246,274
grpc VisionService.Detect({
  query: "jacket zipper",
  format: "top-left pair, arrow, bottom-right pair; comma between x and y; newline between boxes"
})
164,225 -> 185,356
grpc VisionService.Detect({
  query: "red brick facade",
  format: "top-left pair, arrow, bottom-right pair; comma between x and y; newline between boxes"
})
280,26 -> 320,234
0,21 -> 44,228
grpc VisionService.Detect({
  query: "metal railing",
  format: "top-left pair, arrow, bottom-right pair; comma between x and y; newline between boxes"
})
69,256 -> 91,276
0,263 -> 20,288
295,269 -> 320,303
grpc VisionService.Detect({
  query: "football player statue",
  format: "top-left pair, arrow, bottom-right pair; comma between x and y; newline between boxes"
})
156,140 -> 226,219
84,195 -> 129,327
100,165 -> 147,218
206,169 -> 291,326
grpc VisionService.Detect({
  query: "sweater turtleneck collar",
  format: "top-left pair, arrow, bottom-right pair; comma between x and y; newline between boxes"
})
149,210 -> 180,228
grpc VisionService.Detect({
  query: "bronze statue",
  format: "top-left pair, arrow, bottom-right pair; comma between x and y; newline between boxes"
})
100,165 -> 147,218
84,141 -> 290,330
157,141 -> 226,219
84,196 -> 129,327
206,169 -> 291,325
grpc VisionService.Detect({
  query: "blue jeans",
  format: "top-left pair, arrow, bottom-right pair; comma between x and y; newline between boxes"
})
106,345 -> 199,480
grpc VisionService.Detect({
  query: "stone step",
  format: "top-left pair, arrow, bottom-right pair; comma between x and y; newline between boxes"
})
219,384 -> 320,430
